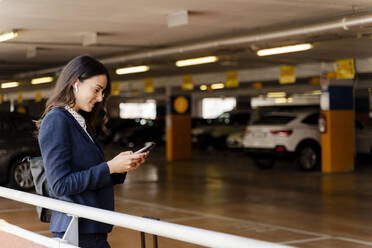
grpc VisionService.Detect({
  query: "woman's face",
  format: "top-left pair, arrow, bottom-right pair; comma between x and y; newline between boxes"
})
73,74 -> 107,112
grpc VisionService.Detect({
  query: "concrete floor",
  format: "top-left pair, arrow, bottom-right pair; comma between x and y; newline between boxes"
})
1,145 -> 372,247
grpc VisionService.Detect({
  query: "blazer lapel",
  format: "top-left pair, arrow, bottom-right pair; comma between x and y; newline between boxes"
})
87,129 -> 105,157
61,109 -> 99,146
62,110 -> 92,141
57,108 -> 105,160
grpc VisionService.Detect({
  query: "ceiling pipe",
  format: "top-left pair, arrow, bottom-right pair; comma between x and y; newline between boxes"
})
14,12 -> 372,78
100,12 -> 372,63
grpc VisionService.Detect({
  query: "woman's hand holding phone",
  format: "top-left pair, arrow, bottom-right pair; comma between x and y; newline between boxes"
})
135,142 -> 155,154
107,151 -> 147,174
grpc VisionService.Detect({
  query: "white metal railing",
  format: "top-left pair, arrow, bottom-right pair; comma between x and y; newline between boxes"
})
0,219 -> 78,248
0,186 -> 294,248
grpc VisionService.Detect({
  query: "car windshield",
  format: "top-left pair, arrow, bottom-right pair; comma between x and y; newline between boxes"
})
253,115 -> 295,125
215,112 -> 250,125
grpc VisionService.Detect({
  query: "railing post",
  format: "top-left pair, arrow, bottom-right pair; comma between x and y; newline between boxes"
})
141,216 -> 160,248
62,215 -> 79,246
140,231 -> 146,248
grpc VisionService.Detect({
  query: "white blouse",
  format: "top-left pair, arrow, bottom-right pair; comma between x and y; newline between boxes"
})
64,106 -> 94,143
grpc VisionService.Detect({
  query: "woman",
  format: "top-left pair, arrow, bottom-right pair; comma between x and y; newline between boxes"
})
36,55 -> 147,248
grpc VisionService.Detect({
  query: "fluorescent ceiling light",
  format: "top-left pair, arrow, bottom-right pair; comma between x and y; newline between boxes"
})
274,98 -> 288,103
200,85 -> 207,91
304,90 -> 322,95
116,65 -> 150,75
257,43 -> 313,56
0,31 -> 18,42
31,76 -> 54,85
176,56 -> 218,67
311,90 -> 322,95
267,92 -> 286,98
1,82 -> 19,88
211,83 -> 224,90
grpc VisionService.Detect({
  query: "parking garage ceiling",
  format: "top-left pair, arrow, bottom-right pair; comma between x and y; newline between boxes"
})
2,0 -> 372,82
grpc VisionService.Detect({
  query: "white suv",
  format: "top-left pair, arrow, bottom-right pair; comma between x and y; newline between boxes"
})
243,111 -> 321,170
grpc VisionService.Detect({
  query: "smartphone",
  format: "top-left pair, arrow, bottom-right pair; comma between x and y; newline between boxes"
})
134,142 -> 155,154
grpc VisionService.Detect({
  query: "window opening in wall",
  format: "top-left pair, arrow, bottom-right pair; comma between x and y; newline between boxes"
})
202,97 -> 236,119
119,100 -> 156,119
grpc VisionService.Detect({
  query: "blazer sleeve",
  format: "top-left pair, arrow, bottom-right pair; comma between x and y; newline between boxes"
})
110,173 -> 127,185
39,111 -> 113,197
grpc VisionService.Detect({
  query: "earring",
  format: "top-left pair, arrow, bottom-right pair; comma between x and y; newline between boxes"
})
74,82 -> 78,93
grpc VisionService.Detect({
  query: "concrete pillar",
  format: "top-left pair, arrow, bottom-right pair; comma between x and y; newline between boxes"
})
320,79 -> 354,173
166,95 -> 192,161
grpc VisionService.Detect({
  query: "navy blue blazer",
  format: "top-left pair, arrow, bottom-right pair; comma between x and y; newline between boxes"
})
38,107 -> 126,234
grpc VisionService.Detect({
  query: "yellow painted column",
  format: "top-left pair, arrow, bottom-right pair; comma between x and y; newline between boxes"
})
321,110 -> 354,173
166,95 -> 192,161
320,79 -> 354,173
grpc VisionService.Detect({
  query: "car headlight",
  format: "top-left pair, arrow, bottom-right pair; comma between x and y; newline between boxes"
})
192,128 -> 205,135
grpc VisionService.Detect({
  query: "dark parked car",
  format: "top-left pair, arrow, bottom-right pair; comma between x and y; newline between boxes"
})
192,109 -> 251,150
108,118 -> 165,148
95,118 -> 139,144
0,112 -> 40,190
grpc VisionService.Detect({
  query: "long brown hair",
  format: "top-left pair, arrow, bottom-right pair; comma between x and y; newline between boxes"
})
35,55 -> 111,136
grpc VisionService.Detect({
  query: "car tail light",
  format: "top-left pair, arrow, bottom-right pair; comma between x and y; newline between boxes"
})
270,130 -> 292,137
275,146 -> 286,152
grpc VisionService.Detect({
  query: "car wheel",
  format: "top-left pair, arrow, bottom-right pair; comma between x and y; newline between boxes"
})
297,145 -> 319,171
197,135 -> 212,150
253,159 -> 275,169
9,158 -> 34,191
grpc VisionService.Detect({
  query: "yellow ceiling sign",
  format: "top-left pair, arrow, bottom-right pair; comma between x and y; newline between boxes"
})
279,65 -> 296,84
35,90 -> 41,102
310,77 -> 320,85
225,70 -> 239,88
144,78 -> 154,93
16,106 -> 26,114
253,82 -> 263,89
334,58 -> 355,79
111,82 -> 120,96
132,90 -> 139,97
17,92 -> 23,103
326,71 -> 337,79
182,74 -> 194,90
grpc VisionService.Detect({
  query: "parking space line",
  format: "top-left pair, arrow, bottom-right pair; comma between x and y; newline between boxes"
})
281,236 -> 372,246
116,197 -> 325,237
162,216 -> 208,223
116,197 -> 372,246
280,236 -> 332,245
334,237 -> 372,246
0,207 -> 33,214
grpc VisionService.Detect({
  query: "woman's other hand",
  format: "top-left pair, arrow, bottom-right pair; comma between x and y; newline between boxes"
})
107,151 -> 146,174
